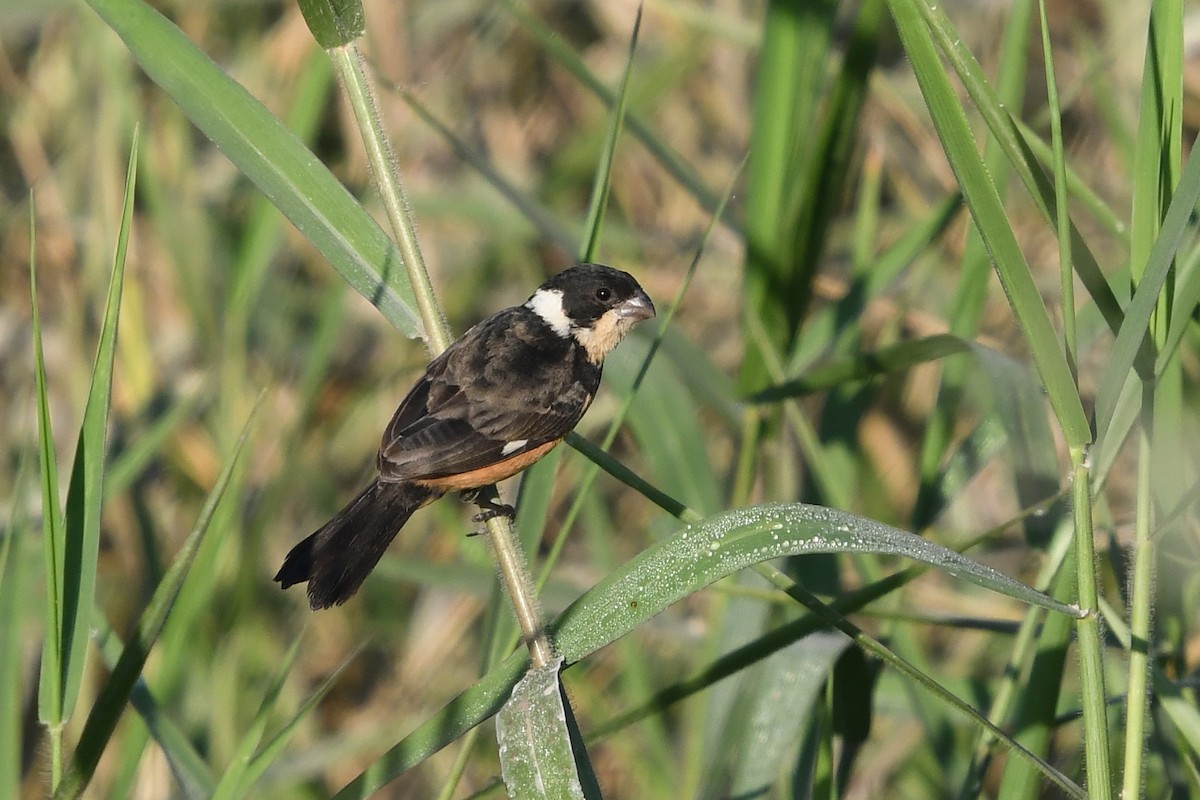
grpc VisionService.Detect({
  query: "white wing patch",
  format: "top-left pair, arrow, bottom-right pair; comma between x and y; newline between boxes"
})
501,439 -> 529,456
525,288 -> 571,337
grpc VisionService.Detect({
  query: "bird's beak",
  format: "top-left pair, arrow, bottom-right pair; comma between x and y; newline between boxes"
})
617,291 -> 656,322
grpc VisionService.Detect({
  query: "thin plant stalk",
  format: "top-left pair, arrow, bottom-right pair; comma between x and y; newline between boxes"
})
1122,409 -> 1154,798
1071,450 -> 1112,799
328,44 -> 447,353
326,39 -> 553,667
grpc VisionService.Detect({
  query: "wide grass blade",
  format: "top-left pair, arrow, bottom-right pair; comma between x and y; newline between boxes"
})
554,504 -> 1080,657
85,0 -> 422,337
727,633 -> 850,797
51,403 -> 260,800
496,659 -> 589,800
740,0 -> 836,390
331,503 -> 1079,796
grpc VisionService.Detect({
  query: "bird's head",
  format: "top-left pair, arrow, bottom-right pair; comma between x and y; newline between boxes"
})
525,263 -> 656,363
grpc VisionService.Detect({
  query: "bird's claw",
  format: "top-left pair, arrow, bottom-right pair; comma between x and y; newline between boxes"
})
471,501 -> 516,524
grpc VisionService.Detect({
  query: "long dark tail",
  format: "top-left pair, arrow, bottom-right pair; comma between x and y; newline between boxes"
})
275,479 -> 437,609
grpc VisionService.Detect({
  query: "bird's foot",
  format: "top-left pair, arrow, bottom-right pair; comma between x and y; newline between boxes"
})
470,499 -> 516,524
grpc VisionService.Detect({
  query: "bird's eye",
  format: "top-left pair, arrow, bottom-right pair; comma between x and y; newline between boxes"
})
596,287 -> 612,302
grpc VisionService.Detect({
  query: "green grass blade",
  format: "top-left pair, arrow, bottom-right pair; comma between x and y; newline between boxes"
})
740,0 -> 836,390
1038,0 -> 1076,365
565,433 -> 693,520
0,457 -> 31,799
1094,131 -> 1200,450
38,132 -> 136,774
975,345 -> 1064,544
499,0 -> 730,232
910,0 -> 1032,531
749,334 -> 972,402
886,0 -> 1090,450
579,3 -> 641,262
85,0 -> 422,336
782,0 -> 886,356
333,503 -> 1079,795
393,85 -> 578,253
752,564 -> 1084,800
727,634 -> 849,797
51,403 -> 259,800
994,556 -> 1074,797
613,340 -> 721,515
590,565 -> 926,744
496,659 -> 588,800
91,616 -> 214,799
242,644 -> 363,792
33,202 -> 66,738
332,655 -> 529,799
913,0 -> 1125,337
1012,115 -> 1127,241
211,635 -> 304,800
554,504 -> 1081,661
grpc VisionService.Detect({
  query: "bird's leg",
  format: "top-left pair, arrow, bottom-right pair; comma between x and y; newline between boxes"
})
461,489 -> 516,523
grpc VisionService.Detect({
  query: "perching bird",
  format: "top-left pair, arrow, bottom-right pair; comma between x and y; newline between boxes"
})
275,263 -> 656,609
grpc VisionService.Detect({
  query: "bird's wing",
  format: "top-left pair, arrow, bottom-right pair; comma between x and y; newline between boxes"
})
377,312 -> 596,482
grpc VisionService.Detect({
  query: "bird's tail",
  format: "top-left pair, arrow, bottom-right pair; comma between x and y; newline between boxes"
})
275,479 -> 437,609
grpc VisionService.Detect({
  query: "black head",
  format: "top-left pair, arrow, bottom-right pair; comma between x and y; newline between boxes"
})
537,263 -> 653,327
525,263 -> 655,362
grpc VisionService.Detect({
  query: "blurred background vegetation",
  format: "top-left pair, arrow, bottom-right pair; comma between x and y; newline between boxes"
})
2,0 -> 1199,797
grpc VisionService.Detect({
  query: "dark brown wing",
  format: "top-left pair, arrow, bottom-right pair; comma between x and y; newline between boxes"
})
377,308 -> 601,483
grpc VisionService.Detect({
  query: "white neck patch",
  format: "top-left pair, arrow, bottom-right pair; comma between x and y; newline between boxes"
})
525,288 -> 571,337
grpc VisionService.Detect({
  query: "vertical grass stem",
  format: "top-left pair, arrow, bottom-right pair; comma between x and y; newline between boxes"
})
1070,449 -> 1113,799
326,40 -> 553,667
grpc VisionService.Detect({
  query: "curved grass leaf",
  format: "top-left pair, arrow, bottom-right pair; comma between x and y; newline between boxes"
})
85,0 -> 422,337
553,504 -> 1080,659
331,502 -> 1078,798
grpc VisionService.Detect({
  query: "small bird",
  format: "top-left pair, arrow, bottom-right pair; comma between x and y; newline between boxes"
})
276,263 -> 656,609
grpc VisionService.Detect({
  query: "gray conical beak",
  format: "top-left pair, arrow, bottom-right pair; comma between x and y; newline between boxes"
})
618,291 -> 655,322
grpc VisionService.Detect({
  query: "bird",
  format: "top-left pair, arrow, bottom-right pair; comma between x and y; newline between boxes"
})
275,263 -> 656,609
